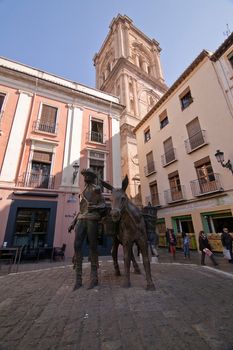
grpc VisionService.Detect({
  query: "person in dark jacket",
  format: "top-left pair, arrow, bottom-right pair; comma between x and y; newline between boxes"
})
198,231 -> 218,266
221,227 -> 233,263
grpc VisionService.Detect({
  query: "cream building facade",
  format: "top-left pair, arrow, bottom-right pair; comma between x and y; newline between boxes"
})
94,14 -> 167,203
134,33 -> 233,251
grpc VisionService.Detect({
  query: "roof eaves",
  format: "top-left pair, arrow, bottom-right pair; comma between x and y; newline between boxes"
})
211,32 -> 233,61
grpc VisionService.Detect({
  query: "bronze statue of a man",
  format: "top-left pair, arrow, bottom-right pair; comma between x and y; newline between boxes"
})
68,168 -> 106,290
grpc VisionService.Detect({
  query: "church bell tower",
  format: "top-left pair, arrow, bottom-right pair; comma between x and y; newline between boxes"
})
94,14 -> 167,204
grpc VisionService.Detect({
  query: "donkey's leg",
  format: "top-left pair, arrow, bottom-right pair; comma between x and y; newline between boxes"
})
112,238 -> 121,276
137,238 -> 155,291
122,242 -> 132,288
131,245 -> 141,274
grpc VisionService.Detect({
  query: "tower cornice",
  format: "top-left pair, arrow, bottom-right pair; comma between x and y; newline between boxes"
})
100,57 -> 168,93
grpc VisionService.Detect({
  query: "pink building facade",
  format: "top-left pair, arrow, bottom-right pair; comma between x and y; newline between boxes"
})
0,57 -> 124,258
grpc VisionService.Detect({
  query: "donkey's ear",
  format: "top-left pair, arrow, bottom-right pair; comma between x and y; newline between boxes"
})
100,180 -> 114,191
122,175 -> 129,192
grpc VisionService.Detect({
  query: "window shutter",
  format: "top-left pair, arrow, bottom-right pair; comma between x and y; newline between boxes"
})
186,117 -> 201,138
0,94 -> 5,112
41,105 -> 57,124
33,151 -> 52,164
194,156 -> 210,168
146,151 -> 154,165
164,137 -> 173,153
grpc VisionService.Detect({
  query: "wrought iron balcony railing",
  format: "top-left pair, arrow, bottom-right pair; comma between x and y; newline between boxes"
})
161,148 -> 177,166
190,173 -> 223,196
89,131 -> 104,143
144,161 -> 156,176
184,130 -> 207,153
33,120 -> 58,134
164,185 -> 186,204
17,172 -> 55,189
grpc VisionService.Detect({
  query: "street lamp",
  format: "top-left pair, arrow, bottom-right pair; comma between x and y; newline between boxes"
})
215,150 -> 233,174
72,162 -> 80,184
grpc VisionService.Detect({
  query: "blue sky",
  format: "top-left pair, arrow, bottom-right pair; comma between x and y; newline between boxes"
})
0,0 -> 233,88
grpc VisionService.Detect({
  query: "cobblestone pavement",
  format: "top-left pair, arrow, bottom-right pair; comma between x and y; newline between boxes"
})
0,253 -> 233,350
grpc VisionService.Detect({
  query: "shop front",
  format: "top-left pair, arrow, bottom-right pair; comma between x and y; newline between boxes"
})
172,215 -> 197,250
201,210 -> 233,252
4,199 -> 57,249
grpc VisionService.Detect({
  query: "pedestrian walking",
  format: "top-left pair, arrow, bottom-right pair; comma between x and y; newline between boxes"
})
166,228 -> 177,260
198,231 -> 218,266
221,227 -> 233,263
182,232 -> 190,259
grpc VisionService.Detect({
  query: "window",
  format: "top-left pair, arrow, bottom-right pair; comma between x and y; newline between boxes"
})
13,208 -> 50,248
0,93 -> 6,113
194,157 -> 218,193
90,118 -> 104,143
149,181 -> 160,206
228,51 -> 233,69
139,56 -> 143,70
163,137 -> 175,165
149,96 -> 154,107
129,81 -> 133,95
29,151 -> 53,189
144,128 -> 151,142
175,216 -> 194,233
196,161 -> 215,183
36,104 -> 58,134
186,117 -> 205,152
159,110 -> 169,129
89,150 -> 105,184
190,156 -> 222,196
145,151 -> 155,175
168,171 -> 183,201
130,98 -> 135,114
179,88 -> 193,110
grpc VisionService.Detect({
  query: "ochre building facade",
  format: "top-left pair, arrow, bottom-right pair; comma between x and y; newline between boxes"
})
135,33 -> 233,251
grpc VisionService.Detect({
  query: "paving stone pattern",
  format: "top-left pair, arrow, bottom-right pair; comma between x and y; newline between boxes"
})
0,260 -> 233,350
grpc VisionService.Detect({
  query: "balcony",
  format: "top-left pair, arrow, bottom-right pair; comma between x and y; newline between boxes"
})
32,120 -> 57,134
144,161 -> 156,176
161,148 -> 177,167
89,131 -> 104,144
190,173 -> 223,196
184,130 -> 207,153
17,172 -> 55,189
164,185 -> 186,204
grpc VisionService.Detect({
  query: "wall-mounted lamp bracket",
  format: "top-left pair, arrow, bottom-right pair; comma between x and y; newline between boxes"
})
215,150 -> 233,174
72,162 -> 80,184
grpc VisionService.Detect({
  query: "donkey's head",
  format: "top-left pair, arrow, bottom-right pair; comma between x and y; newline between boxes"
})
101,175 -> 129,222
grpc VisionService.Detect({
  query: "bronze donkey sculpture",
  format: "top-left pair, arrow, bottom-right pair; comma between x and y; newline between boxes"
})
102,204 -> 141,276
101,175 -> 155,291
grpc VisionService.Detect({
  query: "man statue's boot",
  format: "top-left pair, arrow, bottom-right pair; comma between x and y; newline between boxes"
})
73,253 -> 83,290
87,253 -> 98,290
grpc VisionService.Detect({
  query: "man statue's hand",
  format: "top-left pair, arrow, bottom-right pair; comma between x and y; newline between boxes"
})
68,224 -> 74,233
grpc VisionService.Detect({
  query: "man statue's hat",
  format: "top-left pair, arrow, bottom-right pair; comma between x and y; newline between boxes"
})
81,168 -> 97,178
